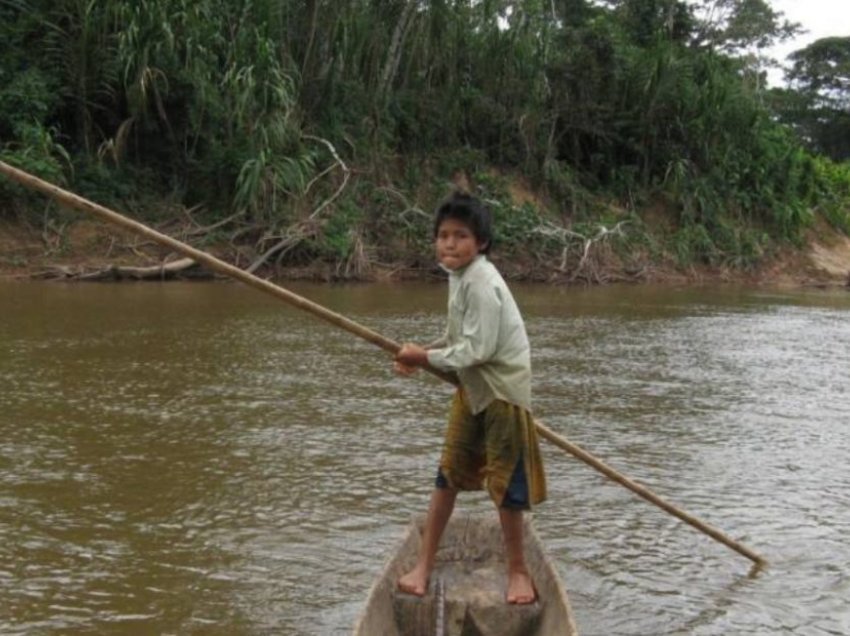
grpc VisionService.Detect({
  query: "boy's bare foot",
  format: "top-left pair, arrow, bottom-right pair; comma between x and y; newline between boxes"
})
506,569 -> 537,604
397,565 -> 430,596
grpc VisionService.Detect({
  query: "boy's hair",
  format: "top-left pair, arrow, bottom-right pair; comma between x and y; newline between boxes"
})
433,192 -> 493,254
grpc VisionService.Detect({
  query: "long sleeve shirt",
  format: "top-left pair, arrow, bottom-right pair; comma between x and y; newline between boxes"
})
426,255 -> 532,414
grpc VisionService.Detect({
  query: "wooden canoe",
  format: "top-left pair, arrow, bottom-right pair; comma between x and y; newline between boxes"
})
353,513 -> 579,636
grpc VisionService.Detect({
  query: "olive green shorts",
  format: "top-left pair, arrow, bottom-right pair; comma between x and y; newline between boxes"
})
437,389 -> 546,509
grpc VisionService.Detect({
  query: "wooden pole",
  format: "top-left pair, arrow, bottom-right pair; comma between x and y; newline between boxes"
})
0,160 -> 766,569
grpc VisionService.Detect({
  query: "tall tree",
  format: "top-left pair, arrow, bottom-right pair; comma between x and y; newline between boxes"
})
690,0 -> 799,52
788,36 -> 850,97
780,37 -> 850,161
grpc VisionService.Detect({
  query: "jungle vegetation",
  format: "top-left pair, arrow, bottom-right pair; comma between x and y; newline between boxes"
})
1,0 -> 849,281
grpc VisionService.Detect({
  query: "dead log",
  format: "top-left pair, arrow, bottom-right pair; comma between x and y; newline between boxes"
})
35,257 -> 209,281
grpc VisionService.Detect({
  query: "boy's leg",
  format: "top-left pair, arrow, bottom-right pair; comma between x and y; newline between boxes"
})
499,507 -> 536,604
398,486 -> 458,596
481,400 -> 539,604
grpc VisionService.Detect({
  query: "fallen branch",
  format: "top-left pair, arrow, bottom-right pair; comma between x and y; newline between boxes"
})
247,230 -> 311,274
533,220 -> 630,283
36,257 -> 208,281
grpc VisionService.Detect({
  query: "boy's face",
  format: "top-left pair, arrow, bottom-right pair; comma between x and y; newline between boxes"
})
435,218 -> 485,270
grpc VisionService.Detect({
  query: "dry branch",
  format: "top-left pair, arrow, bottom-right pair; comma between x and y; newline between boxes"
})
36,257 -> 207,281
246,135 -> 351,274
533,220 -> 630,283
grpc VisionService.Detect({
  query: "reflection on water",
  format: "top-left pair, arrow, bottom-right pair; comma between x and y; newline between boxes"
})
1,281 -> 849,635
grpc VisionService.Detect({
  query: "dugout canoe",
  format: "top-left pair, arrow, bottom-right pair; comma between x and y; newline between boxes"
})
353,513 -> 579,636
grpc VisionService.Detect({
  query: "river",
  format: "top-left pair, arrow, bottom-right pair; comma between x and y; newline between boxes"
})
1,281 -> 848,635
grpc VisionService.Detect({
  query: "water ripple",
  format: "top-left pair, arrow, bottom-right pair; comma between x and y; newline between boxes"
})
1,282 -> 849,634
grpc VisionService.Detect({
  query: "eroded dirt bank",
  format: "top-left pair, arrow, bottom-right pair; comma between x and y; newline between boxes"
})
1,216 -> 849,289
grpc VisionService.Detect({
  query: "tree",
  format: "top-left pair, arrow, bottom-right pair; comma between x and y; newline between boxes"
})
690,0 -> 799,52
782,37 -> 850,161
787,36 -> 850,97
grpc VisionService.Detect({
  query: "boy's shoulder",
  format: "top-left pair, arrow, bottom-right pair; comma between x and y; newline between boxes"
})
459,257 -> 513,300
461,255 -> 498,279
465,256 -> 506,287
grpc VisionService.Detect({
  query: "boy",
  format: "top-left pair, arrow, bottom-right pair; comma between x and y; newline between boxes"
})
393,192 -> 546,605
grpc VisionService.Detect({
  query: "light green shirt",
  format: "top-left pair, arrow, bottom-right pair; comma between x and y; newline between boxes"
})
427,255 -> 532,414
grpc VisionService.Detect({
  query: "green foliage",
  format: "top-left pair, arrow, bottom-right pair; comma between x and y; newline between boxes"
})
112,0 -> 308,216
811,157 -> 850,233
0,121 -> 70,213
690,0 -> 800,52
0,10 -> 68,207
778,36 -> 850,162
318,198 -> 364,260
233,149 -> 316,222
491,201 -> 549,254
0,67 -> 58,138
0,123 -> 69,183
543,161 -> 596,220
787,36 -> 850,95
70,159 -> 142,208
38,0 -> 122,154
434,147 -> 489,181
2,0 -> 848,272
671,219 -> 770,269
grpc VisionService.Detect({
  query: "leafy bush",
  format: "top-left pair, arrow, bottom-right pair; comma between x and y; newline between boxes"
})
812,157 -> 850,234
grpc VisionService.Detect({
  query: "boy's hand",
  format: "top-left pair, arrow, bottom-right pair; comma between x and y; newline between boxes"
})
393,360 -> 419,376
395,343 -> 429,368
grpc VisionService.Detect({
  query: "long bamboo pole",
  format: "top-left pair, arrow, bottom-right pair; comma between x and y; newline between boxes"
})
0,160 -> 766,569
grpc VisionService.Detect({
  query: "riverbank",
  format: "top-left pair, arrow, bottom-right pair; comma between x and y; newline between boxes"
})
2,214 -> 849,289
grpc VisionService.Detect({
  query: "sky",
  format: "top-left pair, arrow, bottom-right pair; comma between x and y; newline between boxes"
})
764,0 -> 850,85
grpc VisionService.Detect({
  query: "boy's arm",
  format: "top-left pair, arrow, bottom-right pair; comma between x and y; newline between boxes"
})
426,322 -> 449,349
427,284 -> 501,372
425,333 -> 448,349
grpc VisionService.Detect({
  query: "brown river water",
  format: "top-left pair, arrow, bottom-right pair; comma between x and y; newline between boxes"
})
1,281 -> 848,635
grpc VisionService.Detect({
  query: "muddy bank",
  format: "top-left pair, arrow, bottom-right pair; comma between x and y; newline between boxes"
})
1,216 -> 849,289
